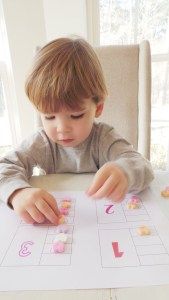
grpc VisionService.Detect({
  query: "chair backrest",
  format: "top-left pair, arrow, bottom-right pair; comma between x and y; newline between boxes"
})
95,40 -> 151,159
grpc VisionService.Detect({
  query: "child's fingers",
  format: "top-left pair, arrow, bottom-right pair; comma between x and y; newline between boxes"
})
89,174 -> 118,199
20,210 -> 35,224
87,169 -> 109,196
27,206 -> 45,223
35,198 -> 59,224
108,182 -> 127,202
42,191 -> 60,217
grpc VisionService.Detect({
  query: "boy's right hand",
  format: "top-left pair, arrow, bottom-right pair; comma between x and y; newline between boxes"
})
8,187 -> 60,225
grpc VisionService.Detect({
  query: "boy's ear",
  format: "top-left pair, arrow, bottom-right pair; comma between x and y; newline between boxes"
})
95,102 -> 104,118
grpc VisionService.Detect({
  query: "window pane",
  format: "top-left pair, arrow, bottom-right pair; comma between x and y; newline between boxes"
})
0,2 -> 16,157
151,61 -> 169,170
100,0 -> 133,45
133,0 -> 169,55
100,0 -> 169,55
0,77 -> 12,156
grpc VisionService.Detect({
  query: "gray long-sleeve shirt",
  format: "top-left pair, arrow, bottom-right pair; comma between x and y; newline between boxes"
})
0,122 -> 154,205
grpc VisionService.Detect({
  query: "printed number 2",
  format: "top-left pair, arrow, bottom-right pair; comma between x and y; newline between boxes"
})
112,241 -> 124,258
105,204 -> 114,214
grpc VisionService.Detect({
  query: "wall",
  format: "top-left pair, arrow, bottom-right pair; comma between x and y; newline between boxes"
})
2,0 -> 46,140
43,0 -> 87,41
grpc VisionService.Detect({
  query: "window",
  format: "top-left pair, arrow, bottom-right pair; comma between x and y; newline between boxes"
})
0,1 -> 21,157
0,71 -> 12,156
98,0 -> 169,170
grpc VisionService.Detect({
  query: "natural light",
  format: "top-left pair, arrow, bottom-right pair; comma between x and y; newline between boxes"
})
99,0 -> 169,170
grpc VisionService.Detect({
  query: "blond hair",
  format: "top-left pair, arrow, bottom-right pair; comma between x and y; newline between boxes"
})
25,37 -> 107,113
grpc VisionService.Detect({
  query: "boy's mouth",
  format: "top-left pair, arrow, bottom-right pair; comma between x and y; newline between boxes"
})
58,139 -> 74,143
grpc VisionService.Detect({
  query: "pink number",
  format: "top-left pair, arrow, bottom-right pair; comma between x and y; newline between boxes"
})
112,241 -> 124,258
19,241 -> 34,257
105,204 -> 114,214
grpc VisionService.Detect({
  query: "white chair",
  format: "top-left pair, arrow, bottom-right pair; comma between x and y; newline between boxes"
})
95,40 -> 151,159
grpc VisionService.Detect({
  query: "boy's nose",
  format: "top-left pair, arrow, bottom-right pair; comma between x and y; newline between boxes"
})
55,119 -> 71,133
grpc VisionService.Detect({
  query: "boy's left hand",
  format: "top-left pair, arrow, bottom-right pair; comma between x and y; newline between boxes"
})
87,162 -> 128,202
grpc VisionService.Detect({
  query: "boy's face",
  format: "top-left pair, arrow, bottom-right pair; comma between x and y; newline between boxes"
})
40,98 -> 104,148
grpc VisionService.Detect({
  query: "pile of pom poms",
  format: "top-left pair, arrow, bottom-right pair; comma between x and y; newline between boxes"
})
53,199 -> 72,253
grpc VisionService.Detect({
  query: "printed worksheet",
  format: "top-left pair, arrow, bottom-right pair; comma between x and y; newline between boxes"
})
0,188 -> 169,291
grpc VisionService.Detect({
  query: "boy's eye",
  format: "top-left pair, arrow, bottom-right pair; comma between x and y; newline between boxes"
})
71,113 -> 84,119
45,116 -> 55,120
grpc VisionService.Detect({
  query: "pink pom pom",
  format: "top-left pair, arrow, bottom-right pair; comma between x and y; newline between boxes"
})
53,241 -> 65,253
59,207 -> 69,215
130,195 -> 140,204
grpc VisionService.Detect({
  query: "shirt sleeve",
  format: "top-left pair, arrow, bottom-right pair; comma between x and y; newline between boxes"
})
0,129 -> 53,205
98,124 -> 154,193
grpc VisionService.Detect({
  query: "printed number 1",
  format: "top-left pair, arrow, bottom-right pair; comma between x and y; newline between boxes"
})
112,241 -> 124,258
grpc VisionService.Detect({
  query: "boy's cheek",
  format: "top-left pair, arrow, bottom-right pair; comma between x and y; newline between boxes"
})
44,127 -> 57,142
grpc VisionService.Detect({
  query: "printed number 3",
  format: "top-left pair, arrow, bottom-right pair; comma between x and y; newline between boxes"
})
19,241 -> 34,257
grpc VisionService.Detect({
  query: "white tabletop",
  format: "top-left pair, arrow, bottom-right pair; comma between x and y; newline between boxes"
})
1,171 -> 169,300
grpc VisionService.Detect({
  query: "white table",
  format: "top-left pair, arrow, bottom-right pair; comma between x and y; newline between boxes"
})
1,171 -> 169,300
